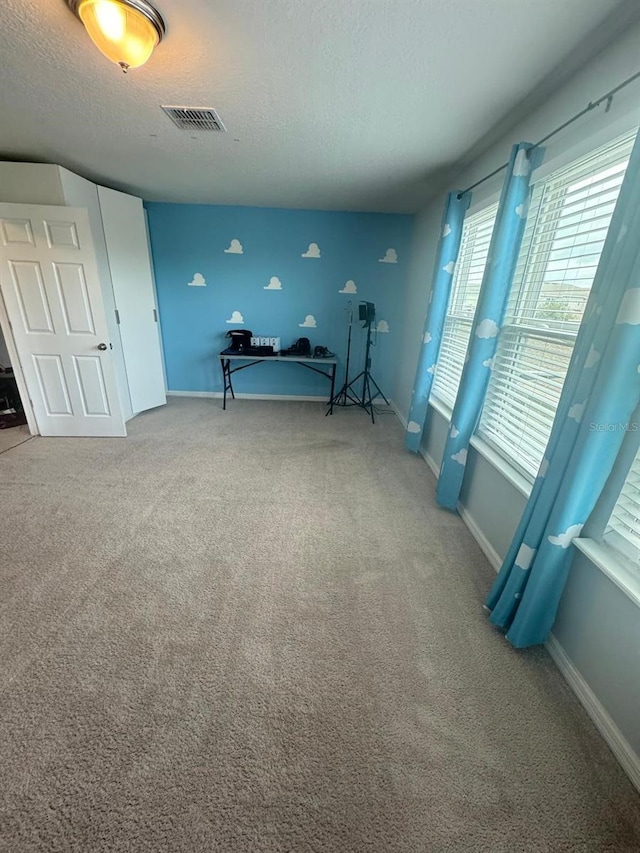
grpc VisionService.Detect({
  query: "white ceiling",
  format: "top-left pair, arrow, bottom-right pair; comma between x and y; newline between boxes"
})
0,0 -> 633,212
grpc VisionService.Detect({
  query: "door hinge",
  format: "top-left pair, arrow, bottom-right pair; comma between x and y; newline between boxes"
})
153,308 -> 158,323
115,309 -> 120,324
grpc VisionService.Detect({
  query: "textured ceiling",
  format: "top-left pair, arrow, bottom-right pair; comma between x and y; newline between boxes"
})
0,0 -> 633,212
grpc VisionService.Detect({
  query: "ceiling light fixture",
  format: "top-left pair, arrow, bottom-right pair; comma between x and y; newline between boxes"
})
66,0 -> 165,73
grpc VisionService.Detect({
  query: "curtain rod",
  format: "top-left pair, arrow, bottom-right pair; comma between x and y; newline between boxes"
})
456,68 -> 640,199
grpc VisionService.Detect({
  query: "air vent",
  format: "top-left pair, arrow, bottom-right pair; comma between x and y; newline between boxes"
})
161,106 -> 227,132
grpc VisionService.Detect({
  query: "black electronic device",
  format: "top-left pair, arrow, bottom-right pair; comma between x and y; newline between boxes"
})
225,329 -> 253,352
358,301 -> 376,325
245,346 -> 274,356
282,337 -> 312,357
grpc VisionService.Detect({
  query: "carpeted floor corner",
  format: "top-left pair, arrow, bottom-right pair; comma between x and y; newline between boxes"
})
1,397 -> 639,852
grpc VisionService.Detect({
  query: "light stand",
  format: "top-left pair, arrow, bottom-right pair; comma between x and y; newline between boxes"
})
327,301 -> 389,424
327,301 -> 357,409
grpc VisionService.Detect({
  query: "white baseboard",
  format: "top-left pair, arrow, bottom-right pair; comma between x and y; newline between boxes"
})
422,449 -> 439,478
456,504 -> 502,572
389,400 -> 407,429
453,506 -> 640,794
167,391 -> 328,402
545,634 -> 640,794
389,401 -> 441,478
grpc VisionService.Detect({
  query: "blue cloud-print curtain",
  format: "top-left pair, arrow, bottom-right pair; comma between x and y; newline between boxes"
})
486,128 -> 640,648
436,142 -> 544,510
405,191 -> 470,452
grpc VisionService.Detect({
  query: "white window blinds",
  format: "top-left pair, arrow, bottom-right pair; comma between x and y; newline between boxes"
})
604,450 -> 640,571
431,203 -> 498,409
477,130 -> 636,480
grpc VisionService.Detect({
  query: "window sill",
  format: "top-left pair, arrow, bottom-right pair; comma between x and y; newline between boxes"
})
427,398 -> 533,499
573,538 -> 640,610
427,398 -> 533,498
468,435 -> 533,499
428,396 -> 452,422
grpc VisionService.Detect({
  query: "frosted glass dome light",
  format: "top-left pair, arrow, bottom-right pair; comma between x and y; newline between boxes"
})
67,0 -> 165,72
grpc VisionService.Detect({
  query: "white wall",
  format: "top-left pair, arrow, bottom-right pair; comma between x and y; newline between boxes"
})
395,204 -> 443,418
0,163 -> 64,205
393,21 -> 640,784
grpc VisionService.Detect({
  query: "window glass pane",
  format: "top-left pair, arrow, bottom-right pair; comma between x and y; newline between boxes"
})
431,203 -> 498,408
604,450 -> 640,572
477,130 -> 637,480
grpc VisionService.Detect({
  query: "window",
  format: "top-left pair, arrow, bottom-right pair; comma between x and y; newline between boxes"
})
603,449 -> 640,572
477,130 -> 637,480
431,202 -> 498,408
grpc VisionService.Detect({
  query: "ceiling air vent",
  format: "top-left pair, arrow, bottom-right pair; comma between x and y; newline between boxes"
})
161,106 -> 227,132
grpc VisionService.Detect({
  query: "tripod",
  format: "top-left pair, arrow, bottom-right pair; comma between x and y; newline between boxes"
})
327,305 -> 389,424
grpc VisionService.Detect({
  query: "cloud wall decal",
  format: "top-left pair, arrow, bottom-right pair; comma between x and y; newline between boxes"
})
299,314 -> 317,328
339,280 -> 357,294
226,310 -> 244,324
379,248 -> 398,264
224,239 -> 243,254
264,276 -> 282,290
188,273 -> 206,287
302,243 -> 321,258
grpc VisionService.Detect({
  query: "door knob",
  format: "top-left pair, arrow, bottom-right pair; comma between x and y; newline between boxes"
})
97,343 -> 108,351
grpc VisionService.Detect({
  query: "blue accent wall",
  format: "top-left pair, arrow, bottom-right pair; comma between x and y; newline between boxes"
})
145,203 -> 413,398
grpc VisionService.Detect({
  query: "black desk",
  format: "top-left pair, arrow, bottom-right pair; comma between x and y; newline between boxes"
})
219,354 -> 338,411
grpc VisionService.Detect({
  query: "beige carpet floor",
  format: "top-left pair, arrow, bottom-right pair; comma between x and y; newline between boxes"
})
1,397 -> 639,852
0,423 -> 31,455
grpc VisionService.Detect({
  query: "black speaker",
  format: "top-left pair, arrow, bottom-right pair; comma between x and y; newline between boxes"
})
358,302 -> 375,323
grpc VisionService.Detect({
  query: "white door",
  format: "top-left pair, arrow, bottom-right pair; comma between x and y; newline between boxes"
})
0,204 -> 126,437
98,186 -> 166,414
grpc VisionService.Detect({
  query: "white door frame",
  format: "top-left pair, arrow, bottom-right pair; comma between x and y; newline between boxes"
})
0,287 -> 38,435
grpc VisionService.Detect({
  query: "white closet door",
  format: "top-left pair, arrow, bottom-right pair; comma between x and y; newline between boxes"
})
98,186 -> 166,415
0,204 -> 126,436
